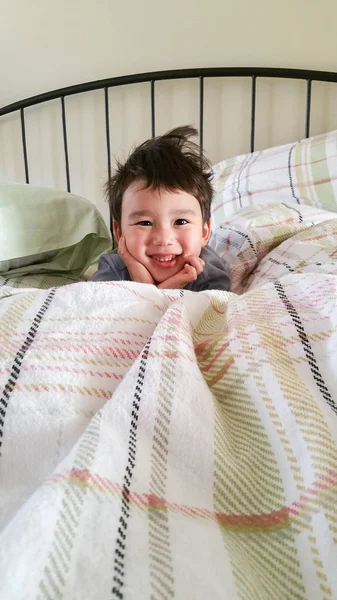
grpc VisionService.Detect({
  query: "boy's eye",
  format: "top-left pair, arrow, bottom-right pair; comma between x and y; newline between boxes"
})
136,220 -> 152,226
175,219 -> 189,225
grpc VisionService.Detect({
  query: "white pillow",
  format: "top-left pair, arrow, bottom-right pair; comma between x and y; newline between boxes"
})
211,129 -> 337,227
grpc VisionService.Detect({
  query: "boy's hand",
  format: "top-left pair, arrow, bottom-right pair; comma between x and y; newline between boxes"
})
118,236 -> 155,285
157,255 -> 205,289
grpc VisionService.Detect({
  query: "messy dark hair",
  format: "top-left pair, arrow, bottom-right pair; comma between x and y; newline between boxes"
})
105,126 -> 213,226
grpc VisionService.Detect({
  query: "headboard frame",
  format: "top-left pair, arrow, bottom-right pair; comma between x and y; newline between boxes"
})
1,67 -> 337,236
1,67 -> 337,191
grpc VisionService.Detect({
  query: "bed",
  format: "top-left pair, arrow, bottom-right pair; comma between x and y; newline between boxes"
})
0,68 -> 337,600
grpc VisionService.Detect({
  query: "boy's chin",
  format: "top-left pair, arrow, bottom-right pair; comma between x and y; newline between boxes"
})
148,265 -> 181,284
146,256 -> 181,281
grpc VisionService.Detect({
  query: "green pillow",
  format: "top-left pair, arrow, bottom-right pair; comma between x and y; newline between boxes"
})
0,183 -> 111,278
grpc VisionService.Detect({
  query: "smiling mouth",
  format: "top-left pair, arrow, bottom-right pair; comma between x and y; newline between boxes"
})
150,254 -> 179,266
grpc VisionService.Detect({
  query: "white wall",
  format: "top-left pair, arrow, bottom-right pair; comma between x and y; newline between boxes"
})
1,0 -> 337,224
2,0 -> 337,106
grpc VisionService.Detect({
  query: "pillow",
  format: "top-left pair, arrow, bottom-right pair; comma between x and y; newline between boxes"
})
211,129 -> 337,228
0,183 -> 111,278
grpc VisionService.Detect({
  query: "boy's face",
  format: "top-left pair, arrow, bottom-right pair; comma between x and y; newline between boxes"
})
113,182 -> 211,284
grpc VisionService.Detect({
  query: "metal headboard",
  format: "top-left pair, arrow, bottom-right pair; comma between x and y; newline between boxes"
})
1,66 -> 337,209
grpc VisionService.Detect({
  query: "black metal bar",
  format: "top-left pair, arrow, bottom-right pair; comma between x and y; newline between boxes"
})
61,96 -> 71,193
305,79 -> 312,138
199,76 -> 204,155
151,80 -> 155,138
250,76 -> 257,153
104,87 -> 111,181
20,108 -> 29,183
2,67 -> 337,117
104,87 -> 114,242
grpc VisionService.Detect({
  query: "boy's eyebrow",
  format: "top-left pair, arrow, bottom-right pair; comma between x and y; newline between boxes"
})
127,209 -> 197,220
127,210 -> 153,219
171,209 -> 197,216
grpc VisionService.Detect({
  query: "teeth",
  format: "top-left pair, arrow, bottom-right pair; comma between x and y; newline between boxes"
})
153,256 -> 174,262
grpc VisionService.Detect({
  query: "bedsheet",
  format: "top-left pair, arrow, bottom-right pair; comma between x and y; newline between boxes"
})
0,264 -> 96,290
0,204 -> 337,599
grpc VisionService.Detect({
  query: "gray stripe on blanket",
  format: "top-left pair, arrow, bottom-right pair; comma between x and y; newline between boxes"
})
288,142 -> 301,204
0,288 -> 56,455
112,339 -> 152,599
274,280 -> 337,415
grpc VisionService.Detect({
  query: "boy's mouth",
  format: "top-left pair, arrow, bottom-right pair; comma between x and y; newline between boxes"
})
149,254 -> 178,267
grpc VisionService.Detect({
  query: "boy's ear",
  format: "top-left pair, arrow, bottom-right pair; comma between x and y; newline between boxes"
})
201,219 -> 211,247
113,221 -> 122,242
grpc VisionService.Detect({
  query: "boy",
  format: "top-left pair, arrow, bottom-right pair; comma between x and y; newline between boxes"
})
91,126 -> 229,291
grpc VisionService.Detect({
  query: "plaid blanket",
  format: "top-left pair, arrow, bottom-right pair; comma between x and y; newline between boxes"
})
1,204 -> 337,599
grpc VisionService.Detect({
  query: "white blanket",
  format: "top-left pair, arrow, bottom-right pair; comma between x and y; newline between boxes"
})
1,203 -> 337,600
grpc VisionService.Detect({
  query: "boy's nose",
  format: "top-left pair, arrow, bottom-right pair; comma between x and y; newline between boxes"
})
152,227 -> 174,246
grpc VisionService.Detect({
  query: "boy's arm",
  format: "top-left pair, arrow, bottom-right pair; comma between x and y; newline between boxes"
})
90,254 -> 122,281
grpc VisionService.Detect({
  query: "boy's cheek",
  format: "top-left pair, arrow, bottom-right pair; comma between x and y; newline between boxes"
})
179,239 -> 203,258
123,235 -> 147,263
123,228 -> 144,247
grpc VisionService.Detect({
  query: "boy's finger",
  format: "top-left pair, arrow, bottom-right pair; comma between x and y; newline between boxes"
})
184,256 -> 204,275
157,265 -> 197,289
184,254 -> 204,267
183,264 -> 198,280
